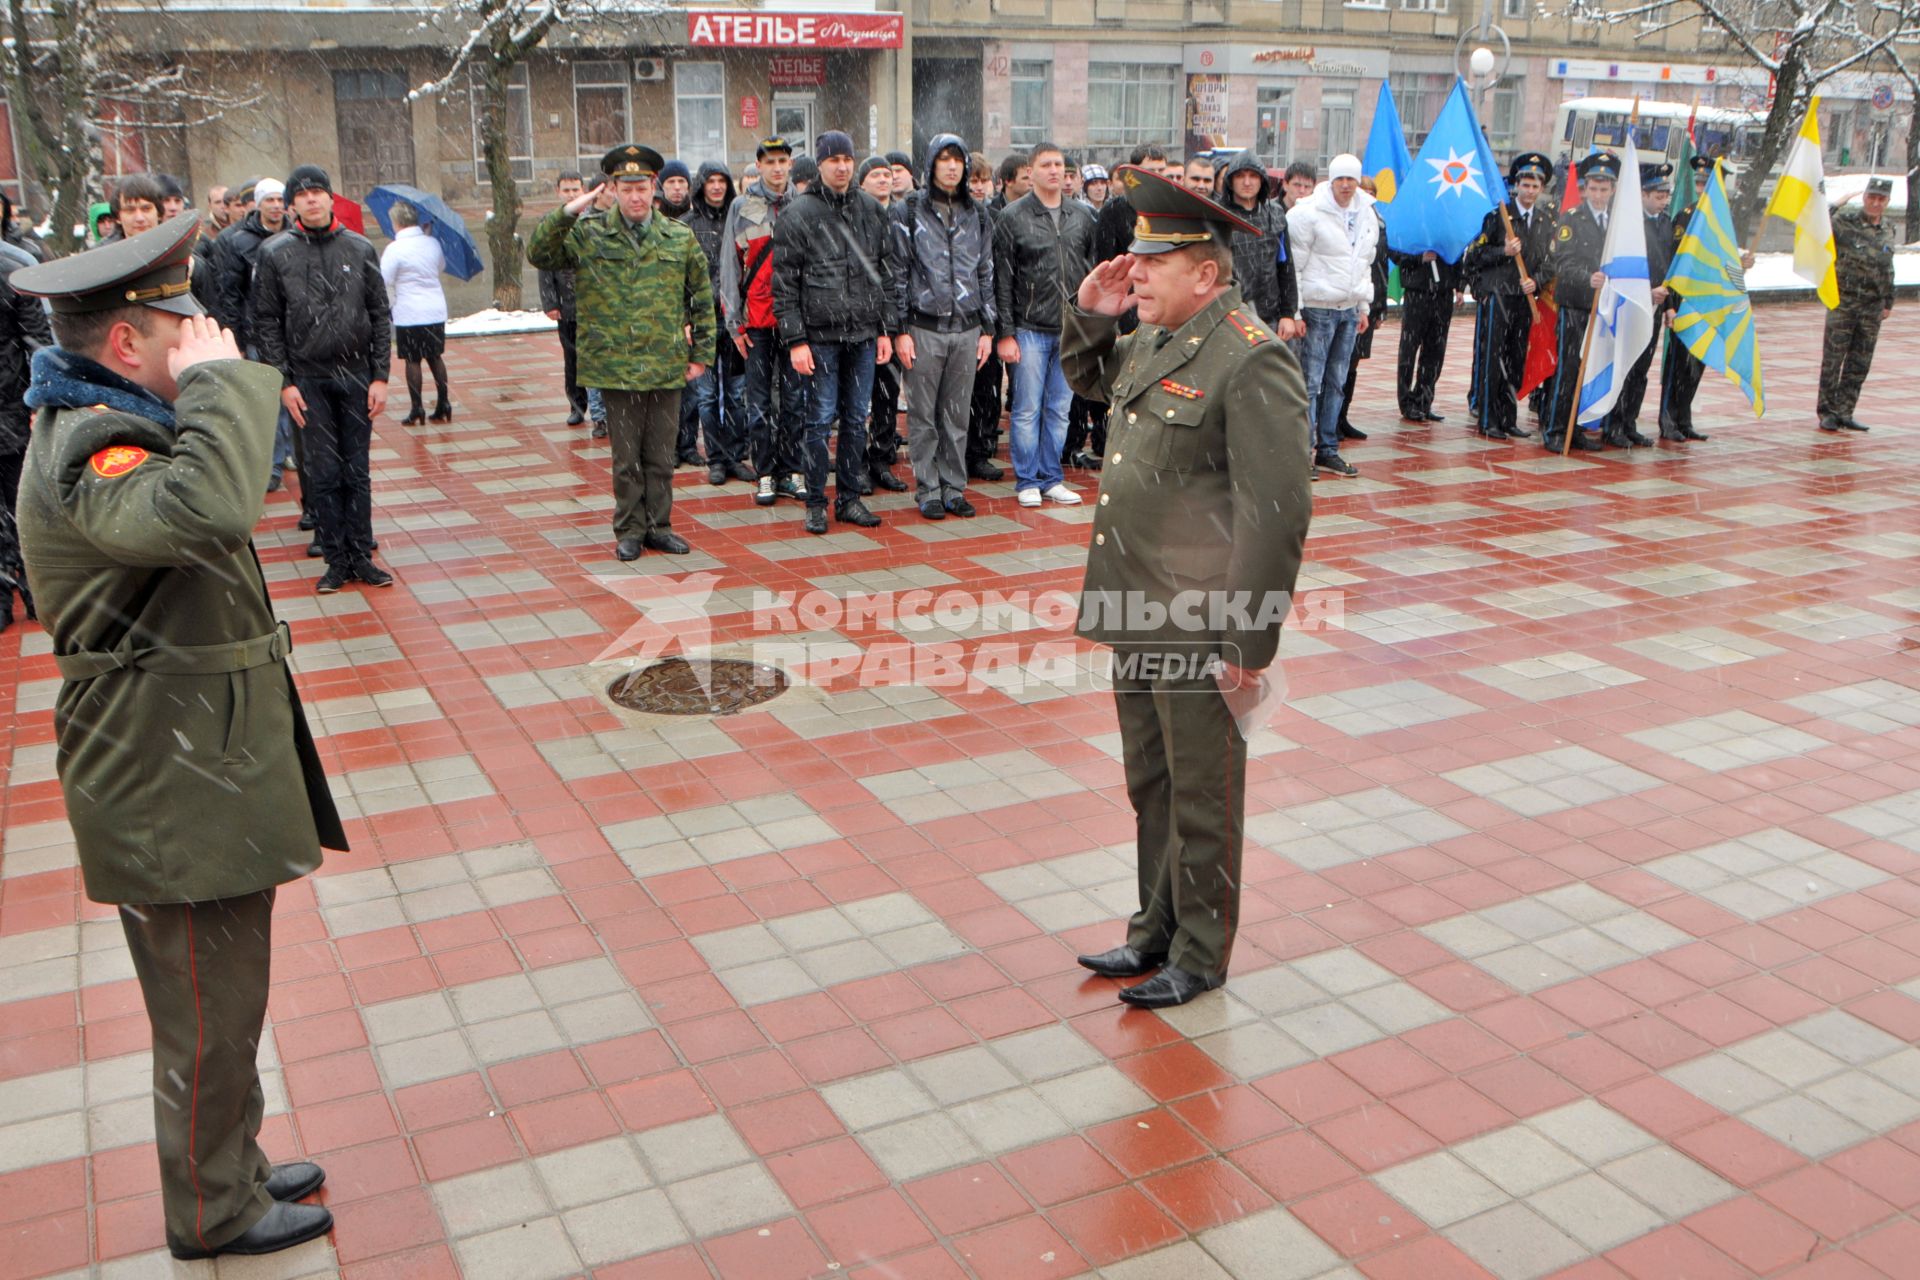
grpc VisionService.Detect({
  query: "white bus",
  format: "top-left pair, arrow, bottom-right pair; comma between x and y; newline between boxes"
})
1551,97 -> 1766,171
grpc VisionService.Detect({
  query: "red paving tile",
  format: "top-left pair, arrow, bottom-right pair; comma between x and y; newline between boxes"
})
9,314 -> 1920,1275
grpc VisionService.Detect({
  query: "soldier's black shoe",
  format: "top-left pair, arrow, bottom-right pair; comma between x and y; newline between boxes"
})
835,498 -> 882,528
1842,417 -> 1870,432
306,541 -> 323,559
643,530 -> 691,555
1338,423 -> 1368,440
870,468 -> 908,492
615,537 -> 643,561
592,422 -> 609,439
298,511 -> 315,531
168,1200 -> 334,1261
1504,425 -> 1534,440
1659,427 -> 1688,442
1424,412 -> 1447,423
315,567 -> 349,594
1818,417 -> 1846,433
1681,426 -> 1710,441
919,499 -> 947,520
804,507 -> 828,535
1117,965 -> 1222,1008
265,1162 -> 326,1202
968,459 -> 1004,482
707,463 -> 729,486
729,460 -> 756,483
566,409 -> 585,426
943,495 -> 977,518
1077,946 -> 1168,978
351,560 -> 393,588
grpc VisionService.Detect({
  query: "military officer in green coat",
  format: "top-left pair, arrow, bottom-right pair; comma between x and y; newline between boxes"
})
13,213 -> 346,1260
1062,169 -> 1314,1008
529,143 -> 716,560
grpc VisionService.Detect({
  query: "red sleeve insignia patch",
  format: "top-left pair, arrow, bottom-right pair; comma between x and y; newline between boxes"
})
89,445 -> 149,478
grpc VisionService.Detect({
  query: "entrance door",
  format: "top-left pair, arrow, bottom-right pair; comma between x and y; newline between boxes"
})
912,57 -> 982,170
772,96 -> 814,154
334,70 -> 416,194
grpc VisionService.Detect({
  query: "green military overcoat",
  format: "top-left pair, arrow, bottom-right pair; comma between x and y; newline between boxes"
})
16,359 -> 346,905
527,207 -> 716,391
1061,287 -> 1314,669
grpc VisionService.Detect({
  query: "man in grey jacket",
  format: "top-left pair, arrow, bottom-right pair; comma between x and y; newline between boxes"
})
893,134 -> 995,521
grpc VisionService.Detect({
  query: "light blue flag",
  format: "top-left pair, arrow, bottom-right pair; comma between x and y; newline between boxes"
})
1363,82 -> 1414,205
1668,159 -> 1763,417
1379,77 -> 1509,259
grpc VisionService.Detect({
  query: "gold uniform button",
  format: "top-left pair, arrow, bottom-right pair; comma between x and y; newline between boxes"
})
1095,533 -> 1106,546
1099,493 -> 1109,506
1127,412 -> 1137,424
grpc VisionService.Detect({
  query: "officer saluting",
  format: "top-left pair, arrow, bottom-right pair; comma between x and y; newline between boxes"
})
1063,168 -> 1313,1008
13,214 -> 346,1260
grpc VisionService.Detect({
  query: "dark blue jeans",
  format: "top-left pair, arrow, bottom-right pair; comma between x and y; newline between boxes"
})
295,374 -> 375,569
803,339 -> 876,510
745,328 -> 806,480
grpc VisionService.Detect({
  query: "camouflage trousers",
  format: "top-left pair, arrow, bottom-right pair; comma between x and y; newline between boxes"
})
1817,301 -> 1883,421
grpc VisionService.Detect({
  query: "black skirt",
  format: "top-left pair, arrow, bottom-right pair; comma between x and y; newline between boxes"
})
396,322 -> 446,360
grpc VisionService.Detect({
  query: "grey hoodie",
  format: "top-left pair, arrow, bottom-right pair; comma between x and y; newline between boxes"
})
889,133 -> 996,332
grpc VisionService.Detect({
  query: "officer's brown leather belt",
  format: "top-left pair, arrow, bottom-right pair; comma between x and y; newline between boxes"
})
54,622 -> 292,681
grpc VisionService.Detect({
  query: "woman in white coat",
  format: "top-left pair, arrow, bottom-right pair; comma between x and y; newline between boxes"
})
380,201 -> 452,424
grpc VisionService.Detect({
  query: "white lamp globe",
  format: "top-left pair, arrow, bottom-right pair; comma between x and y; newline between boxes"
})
1469,46 -> 1497,78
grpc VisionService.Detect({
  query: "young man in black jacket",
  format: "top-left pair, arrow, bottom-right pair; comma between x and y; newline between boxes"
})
0,252 -> 51,631
679,161 -> 750,484
251,165 -> 394,593
771,130 -> 900,535
1387,245 -> 1463,424
212,178 -> 295,489
539,171 -> 590,426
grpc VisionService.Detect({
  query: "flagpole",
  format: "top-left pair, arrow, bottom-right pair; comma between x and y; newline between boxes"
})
1499,204 -> 1540,323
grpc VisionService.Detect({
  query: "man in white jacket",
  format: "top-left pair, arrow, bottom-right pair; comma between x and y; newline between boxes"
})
1285,153 -> 1376,478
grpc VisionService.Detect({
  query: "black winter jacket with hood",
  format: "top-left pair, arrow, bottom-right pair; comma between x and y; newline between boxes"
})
0,271 -> 52,453
211,211 -> 286,352
889,133 -> 996,333
1218,151 -> 1298,325
771,176 -> 899,346
249,217 -> 392,386
679,162 -> 737,292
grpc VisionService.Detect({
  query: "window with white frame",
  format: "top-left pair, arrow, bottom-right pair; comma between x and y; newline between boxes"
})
1011,60 -> 1052,148
1399,0 -> 1447,11
1502,0 -> 1529,17
1345,0 -> 1387,10
1389,71 -> 1452,147
1319,89 -> 1356,167
471,63 -> 533,184
1491,81 -> 1525,153
574,61 -> 631,167
1086,62 -> 1180,150
1255,86 -> 1293,166
675,61 -> 727,169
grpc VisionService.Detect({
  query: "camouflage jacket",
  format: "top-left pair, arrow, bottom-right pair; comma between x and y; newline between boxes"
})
1832,206 -> 1895,312
528,206 -> 715,391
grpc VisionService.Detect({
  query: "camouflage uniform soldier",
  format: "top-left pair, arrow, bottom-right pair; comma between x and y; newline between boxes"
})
528,143 -> 715,558
1818,176 -> 1896,433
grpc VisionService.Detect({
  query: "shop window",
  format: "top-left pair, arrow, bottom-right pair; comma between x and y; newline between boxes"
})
1319,89 -> 1355,168
676,61 -> 727,169
1255,86 -> 1292,166
1086,62 -> 1180,151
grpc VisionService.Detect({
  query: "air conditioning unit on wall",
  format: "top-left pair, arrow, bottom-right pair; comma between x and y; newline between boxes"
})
635,57 -> 667,82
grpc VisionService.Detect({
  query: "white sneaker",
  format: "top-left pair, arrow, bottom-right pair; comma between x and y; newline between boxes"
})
1017,487 -> 1043,507
1042,483 -> 1082,505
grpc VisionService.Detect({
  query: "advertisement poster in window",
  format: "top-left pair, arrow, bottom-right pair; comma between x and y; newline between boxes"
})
1185,73 -> 1228,157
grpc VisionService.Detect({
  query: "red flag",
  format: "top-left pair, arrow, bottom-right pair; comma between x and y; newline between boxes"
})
332,194 -> 365,235
1519,296 -> 1558,399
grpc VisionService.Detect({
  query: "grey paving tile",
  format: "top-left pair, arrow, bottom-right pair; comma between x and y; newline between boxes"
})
1445,1203 -> 1587,1280
433,1163 -> 549,1238
1197,1207 -> 1344,1280
1597,1146 -> 1735,1217
1526,1173 -> 1664,1252
454,1217 -> 581,1280
1376,1152 -> 1509,1228
662,1162 -> 792,1236
561,1189 -> 687,1267
533,1136 -> 652,1210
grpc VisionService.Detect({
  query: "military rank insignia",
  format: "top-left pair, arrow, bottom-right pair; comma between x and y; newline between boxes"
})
1225,311 -> 1268,345
90,444 -> 148,478
1158,379 -> 1204,399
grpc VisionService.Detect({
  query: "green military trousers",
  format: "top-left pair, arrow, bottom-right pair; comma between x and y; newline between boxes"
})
1818,302 -> 1883,422
1114,672 -> 1249,979
119,889 -> 276,1255
602,388 -> 683,542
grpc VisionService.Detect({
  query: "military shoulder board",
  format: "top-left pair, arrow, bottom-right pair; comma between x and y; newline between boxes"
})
1226,310 -> 1268,345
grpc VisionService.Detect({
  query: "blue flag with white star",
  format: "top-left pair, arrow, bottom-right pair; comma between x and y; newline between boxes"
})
1379,77 -> 1509,260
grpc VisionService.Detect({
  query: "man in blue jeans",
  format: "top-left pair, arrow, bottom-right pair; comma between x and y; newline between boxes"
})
771,130 -> 900,534
991,140 -> 1096,508
1284,153 -> 1378,478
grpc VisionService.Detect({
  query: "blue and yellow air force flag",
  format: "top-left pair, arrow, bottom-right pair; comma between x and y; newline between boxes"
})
1577,138 -> 1655,426
1379,77 -> 1508,259
1668,159 -> 1763,417
1364,81 -> 1415,204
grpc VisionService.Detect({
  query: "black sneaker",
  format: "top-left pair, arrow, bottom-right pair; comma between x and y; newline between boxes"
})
707,463 -> 728,486
869,468 -> 908,492
804,507 -> 828,535
591,422 -> 609,439
835,498 -> 882,528
1315,453 -> 1358,477
315,566 -> 349,594
298,511 -> 315,532
566,409 -> 585,426
919,499 -> 947,520
1338,423 -> 1369,440
729,460 -> 757,482
351,559 -> 393,588
968,459 -> 1004,482
306,541 -> 323,559
943,495 -> 977,518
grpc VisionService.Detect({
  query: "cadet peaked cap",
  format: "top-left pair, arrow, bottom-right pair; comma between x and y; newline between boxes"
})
1867,175 -> 1893,196
603,144 -> 664,180
1509,152 -> 1553,183
1640,162 -> 1673,191
1577,152 -> 1621,182
13,211 -> 205,317
1115,164 -> 1261,256
1688,154 -> 1714,173
756,137 -> 793,158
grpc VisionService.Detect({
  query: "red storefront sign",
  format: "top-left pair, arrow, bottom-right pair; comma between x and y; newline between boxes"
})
770,55 -> 827,88
741,96 -> 760,128
686,11 -> 904,48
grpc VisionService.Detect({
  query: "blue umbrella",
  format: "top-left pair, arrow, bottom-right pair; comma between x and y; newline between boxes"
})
364,183 -> 484,281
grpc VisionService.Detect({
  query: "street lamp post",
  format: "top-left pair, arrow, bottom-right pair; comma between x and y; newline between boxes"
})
1456,0 -> 1512,131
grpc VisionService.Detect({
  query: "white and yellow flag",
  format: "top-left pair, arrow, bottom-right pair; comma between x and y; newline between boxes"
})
1764,97 -> 1839,308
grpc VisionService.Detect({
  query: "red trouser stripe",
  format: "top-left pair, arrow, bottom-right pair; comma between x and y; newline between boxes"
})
186,904 -> 210,1251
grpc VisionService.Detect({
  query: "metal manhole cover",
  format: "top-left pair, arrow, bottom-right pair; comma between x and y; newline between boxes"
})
607,657 -> 789,716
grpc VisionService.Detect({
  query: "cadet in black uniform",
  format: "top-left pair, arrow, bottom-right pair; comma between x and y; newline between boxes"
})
1543,152 -> 1619,452
1659,155 -> 1746,442
1389,244 -> 1463,423
1599,161 -> 1674,448
1462,153 -> 1555,440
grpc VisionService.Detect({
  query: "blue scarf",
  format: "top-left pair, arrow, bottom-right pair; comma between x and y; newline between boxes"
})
25,347 -> 176,430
